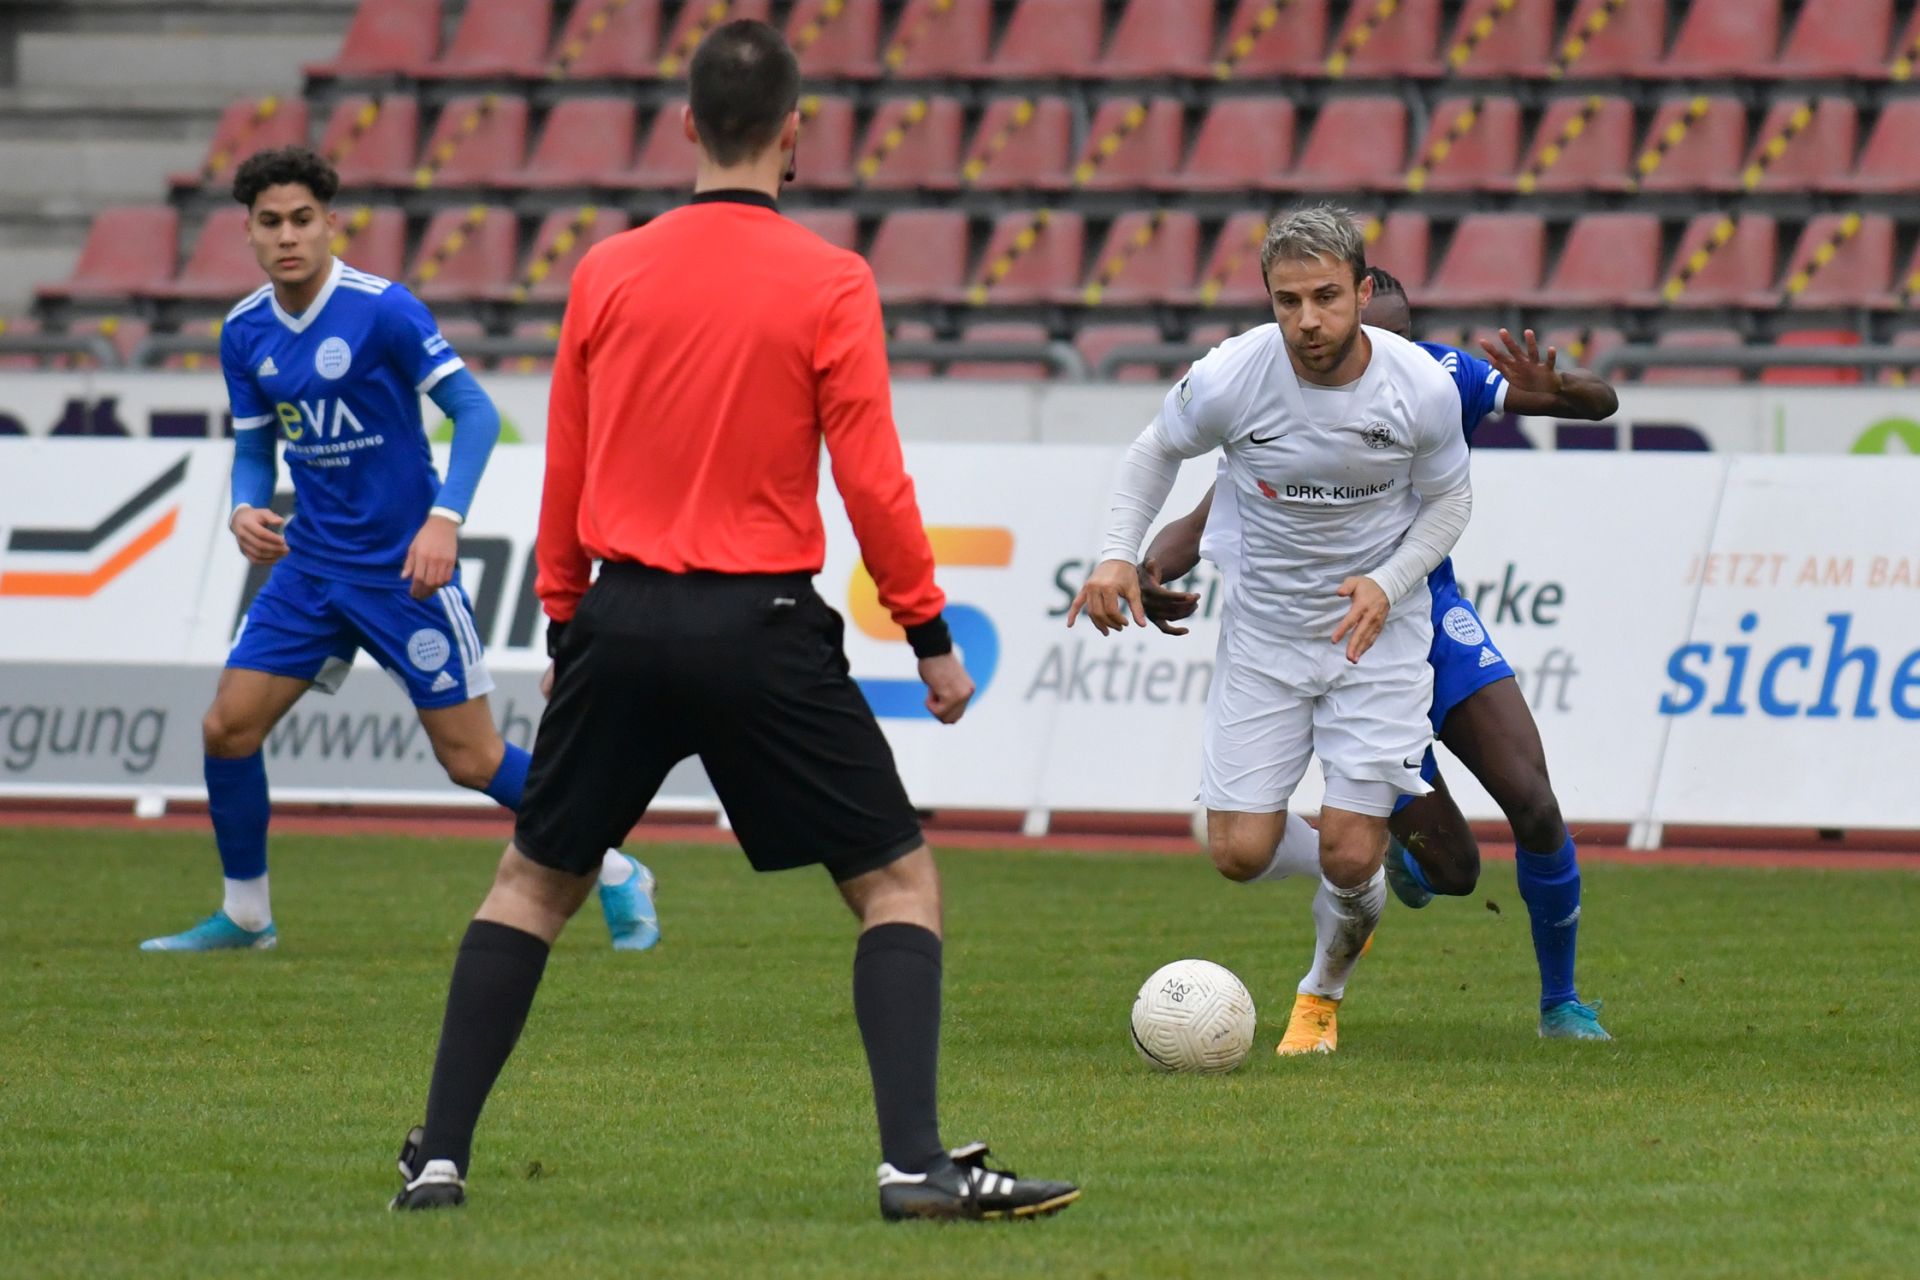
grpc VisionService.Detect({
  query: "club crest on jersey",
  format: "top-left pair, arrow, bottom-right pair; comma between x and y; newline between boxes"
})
1362,423 -> 1394,450
315,336 -> 353,380
407,629 -> 451,672
1441,605 -> 1486,646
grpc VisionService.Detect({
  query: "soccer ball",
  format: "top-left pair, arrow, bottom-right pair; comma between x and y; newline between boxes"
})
1130,959 -> 1257,1074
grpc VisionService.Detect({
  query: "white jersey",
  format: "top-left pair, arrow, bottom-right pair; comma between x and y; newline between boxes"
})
1159,324 -> 1469,638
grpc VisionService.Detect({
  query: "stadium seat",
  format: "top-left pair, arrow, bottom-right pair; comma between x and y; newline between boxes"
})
502,318 -> 562,374
622,101 -> 696,188
36,206 -> 179,302
1661,215 -> 1778,308
1540,325 -> 1626,374
1072,98 -> 1184,191
973,0 -> 1102,77
1368,212 -> 1431,290
499,207 -> 631,301
1099,0 -> 1213,77
509,99 -> 635,188
320,96 -> 422,189
1071,211 -> 1200,305
1212,0 -> 1328,77
656,0 -> 771,76
1405,96 -> 1521,193
880,0 -> 990,78
425,317 -> 487,367
1648,0 -> 1781,78
420,0 -> 552,78
948,321 -> 1053,381
1634,96 -> 1745,193
172,98 -> 310,191
1764,0 -> 1892,78
0,317 -> 43,370
1826,99 -> 1920,193
1445,0 -> 1553,77
790,96 -> 856,191
1075,323 -> 1167,383
63,317 -> 151,371
409,207 -> 519,302
1550,0 -> 1665,78
855,97 -> 963,191
413,95 -> 530,188
308,0 -> 440,77
1892,7 -> 1920,79
1761,329 -> 1863,385
1781,214 -> 1895,309
1422,214 -> 1544,307
1506,95 -> 1634,193
787,0 -> 880,79
1285,98 -> 1407,191
869,210 -> 968,303
1644,328 -> 1745,385
1326,0 -> 1441,77
1154,98 -> 1294,193
546,0 -> 661,79
789,209 -> 858,251
332,206 -> 408,281
959,211 -> 1085,305
1544,213 -> 1662,306
960,97 -> 1073,190
1193,212 -> 1272,306
1877,327 -> 1920,386
1740,99 -> 1857,192
150,208 -> 257,301
887,319 -> 936,379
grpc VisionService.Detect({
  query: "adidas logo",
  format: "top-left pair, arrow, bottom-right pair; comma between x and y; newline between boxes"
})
258,356 -> 278,377
429,671 -> 457,693
1478,646 -> 1501,668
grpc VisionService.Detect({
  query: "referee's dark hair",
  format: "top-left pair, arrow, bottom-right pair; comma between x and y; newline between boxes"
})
688,20 -> 801,167
232,146 -> 340,209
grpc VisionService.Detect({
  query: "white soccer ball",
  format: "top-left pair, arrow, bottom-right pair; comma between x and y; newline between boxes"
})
1130,958 -> 1257,1074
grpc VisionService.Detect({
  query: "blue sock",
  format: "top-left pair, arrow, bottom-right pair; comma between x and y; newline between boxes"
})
205,752 -> 270,881
1515,836 -> 1581,1011
483,744 -> 530,811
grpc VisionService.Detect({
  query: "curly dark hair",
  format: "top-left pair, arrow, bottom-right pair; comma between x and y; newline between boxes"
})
1366,266 -> 1407,299
232,146 -> 340,209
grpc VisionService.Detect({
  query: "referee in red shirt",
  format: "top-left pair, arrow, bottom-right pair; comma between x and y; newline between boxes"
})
390,21 -> 1077,1222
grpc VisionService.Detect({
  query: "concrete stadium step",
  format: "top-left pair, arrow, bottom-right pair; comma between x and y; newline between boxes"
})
17,32 -> 338,101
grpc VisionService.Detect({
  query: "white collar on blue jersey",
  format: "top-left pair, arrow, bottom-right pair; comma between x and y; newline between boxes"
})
270,257 -> 344,335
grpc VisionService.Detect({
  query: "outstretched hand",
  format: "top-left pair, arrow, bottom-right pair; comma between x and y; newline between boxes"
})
1478,327 -> 1561,398
1066,559 -> 1146,635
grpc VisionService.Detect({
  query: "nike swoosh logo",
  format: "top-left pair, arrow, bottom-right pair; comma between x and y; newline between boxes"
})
1248,431 -> 1284,445
1403,756 -> 1423,769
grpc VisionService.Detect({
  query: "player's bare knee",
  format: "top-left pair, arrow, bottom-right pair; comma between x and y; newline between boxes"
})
1209,831 -> 1274,883
202,707 -> 263,758
838,846 -> 942,934
1318,832 -> 1385,889
1422,835 -> 1481,896
435,741 -> 500,792
1505,785 -> 1567,853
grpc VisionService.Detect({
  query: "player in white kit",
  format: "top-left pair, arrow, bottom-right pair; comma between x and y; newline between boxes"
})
1068,207 -> 1473,1055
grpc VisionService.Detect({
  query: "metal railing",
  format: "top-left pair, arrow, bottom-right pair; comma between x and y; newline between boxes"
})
0,333 -> 123,366
1593,345 -> 1911,379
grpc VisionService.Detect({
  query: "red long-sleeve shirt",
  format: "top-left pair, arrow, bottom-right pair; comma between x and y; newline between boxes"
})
536,192 -> 945,629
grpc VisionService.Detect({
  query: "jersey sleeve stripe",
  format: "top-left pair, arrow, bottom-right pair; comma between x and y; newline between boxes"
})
232,414 -> 274,430
224,288 -> 272,322
416,357 -> 466,394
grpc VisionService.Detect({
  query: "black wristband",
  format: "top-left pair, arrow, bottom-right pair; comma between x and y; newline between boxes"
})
904,615 -> 952,659
545,620 -> 569,659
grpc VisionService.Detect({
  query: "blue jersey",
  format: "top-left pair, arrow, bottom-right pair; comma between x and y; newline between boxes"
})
221,258 -> 466,585
1416,341 -> 1507,444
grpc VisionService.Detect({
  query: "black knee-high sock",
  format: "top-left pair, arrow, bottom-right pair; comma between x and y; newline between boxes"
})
853,923 -> 947,1174
420,920 -> 551,1177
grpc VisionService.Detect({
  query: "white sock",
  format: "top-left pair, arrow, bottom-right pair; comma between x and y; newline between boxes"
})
1248,811 -> 1321,883
222,875 -> 271,932
1298,869 -> 1386,1000
598,849 -> 634,885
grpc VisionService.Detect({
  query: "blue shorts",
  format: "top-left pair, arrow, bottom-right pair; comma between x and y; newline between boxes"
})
1425,568 -> 1515,734
228,561 -> 493,710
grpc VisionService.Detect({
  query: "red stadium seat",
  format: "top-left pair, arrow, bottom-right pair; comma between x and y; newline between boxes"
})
1644,328 -> 1745,385
1765,0 -> 1892,78
309,0 -> 440,77
1422,214 -> 1545,307
37,206 -> 179,302
855,97 -> 963,191
1544,213 -> 1662,306
1075,323 -> 1168,383
1072,98 -> 1184,191
333,206 -> 408,281
320,95 -> 421,188
1405,96 -> 1521,193
1506,95 -> 1634,193
499,206 -> 632,301
65,317 -> 151,370
410,207 -> 519,302
1892,8 -> 1920,79
1155,98 -> 1294,193
1286,97 -> 1407,191
157,320 -> 228,373
787,0 -> 880,79
789,209 -> 858,251
1071,211 -> 1200,305
1634,96 -> 1745,193
949,322 -> 1053,381
1824,99 -> 1920,193
1739,99 -> 1856,192
1781,214 -> 1895,309
1193,212 -> 1272,306
1648,0 -> 1780,78
1541,325 -> 1626,374
880,0 -> 990,78
1212,0 -> 1328,78
974,0 -> 1101,77
1100,0 -> 1213,77
420,0 -> 552,78
887,319 -> 936,379
960,211 -> 1085,305
961,97 -> 1073,191
1877,328 -> 1920,385
1326,0 -> 1441,77
869,210 -> 968,303
1368,212 -> 1431,289
790,96 -> 856,191
1661,215 -> 1777,309
546,0 -> 661,78
151,208 -> 258,301
501,319 -> 562,375
656,0 -> 772,76
510,99 -> 636,188
1761,331 -> 1862,386
1550,0 -> 1665,78
413,95 -> 529,188
172,98 -> 310,191
622,101 -> 695,188
1445,0 -> 1553,77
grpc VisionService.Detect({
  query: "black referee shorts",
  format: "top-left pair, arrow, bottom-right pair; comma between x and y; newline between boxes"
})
514,563 -> 925,882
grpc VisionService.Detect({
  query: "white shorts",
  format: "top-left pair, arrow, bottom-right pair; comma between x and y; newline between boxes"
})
1199,607 -> 1436,817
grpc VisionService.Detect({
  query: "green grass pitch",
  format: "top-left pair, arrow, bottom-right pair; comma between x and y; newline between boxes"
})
1,827 -> 1915,1279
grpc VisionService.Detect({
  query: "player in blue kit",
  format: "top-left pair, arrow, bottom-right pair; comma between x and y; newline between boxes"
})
139,148 -> 658,954
1141,269 -> 1618,1040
